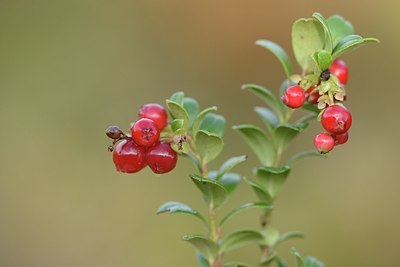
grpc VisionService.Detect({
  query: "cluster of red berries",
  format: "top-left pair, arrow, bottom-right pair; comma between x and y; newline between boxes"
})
106,104 -> 178,174
281,59 -> 352,154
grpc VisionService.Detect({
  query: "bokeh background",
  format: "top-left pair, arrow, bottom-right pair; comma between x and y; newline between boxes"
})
0,0 -> 398,266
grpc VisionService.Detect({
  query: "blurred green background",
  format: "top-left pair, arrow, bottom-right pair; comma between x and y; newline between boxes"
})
0,0 -> 398,266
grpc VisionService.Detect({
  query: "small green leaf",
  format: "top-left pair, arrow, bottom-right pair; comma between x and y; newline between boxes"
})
242,84 -> 284,121
200,113 -> 226,137
312,13 -> 333,52
296,113 -> 317,124
190,174 -> 227,208
302,102 -> 320,113
219,173 -> 241,196
312,50 -> 332,71
243,177 -> 273,204
196,251 -> 210,267
183,97 -> 200,126
192,106 -> 218,137
254,107 -> 279,135
304,256 -> 325,267
233,124 -> 276,167
256,166 -> 291,198
291,248 -> 306,267
273,124 -> 307,150
217,155 -> 247,180
171,119 -> 185,132
256,39 -> 293,78
166,100 -> 190,124
276,257 -> 289,267
157,201 -> 206,225
183,234 -> 218,260
286,150 -> 326,166
195,130 -> 224,164
220,202 -> 273,226
276,231 -> 304,247
224,262 -> 253,267
259,252 -> 278,267
263,226 -> 280,247
326,15 -> 354,47
221,229 -> 264,253
332,34 -> 379,59
292,17 -> 325,72
169,91 -> 184,105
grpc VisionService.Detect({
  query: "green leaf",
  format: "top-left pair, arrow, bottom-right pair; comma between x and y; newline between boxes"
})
190,174 -> 227,208
171,119 -> 185,132
312,50 -> 332,71
242,84 -> 284,121
291,248 -> 306,267
192,106 -> 218,138
256,166 -> 291,198
196,251 -> 210,267
217,155 -> 247,180
221,229 -> 264,253
302,102 -> 320,113
276,257 -> 289,267
312,13 -> 333,52
286,150 -> 326,166
219,173 -> 241,196
292,17 -> 325,72
276,231 -> 304,247
200,113 -> 226,137
304,256 -> 325,267
243,177 -> 273,204
256,39 -> 293,78
183,234 -> 218,260
183,97 -> 200,126
169,91 -> 184,105
263,226 -> 280,247
296,113 -> 317,124
195,130 -> 224,164
157,201 -> 206,225
259,252 -> 278,267
254,107 -> 279,135
332,34 -> 380,59
224,263 -> 253,267
220,202 -> 273,226
326,15 -> 354,47
233,124 -> 276,167
273,124 -> 308,150
166,100 -> 190,125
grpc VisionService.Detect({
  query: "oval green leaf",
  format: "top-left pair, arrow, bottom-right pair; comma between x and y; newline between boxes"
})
312,12 -> 333,52
166,100 -> 190,126
183,97 -> 200,126
192,106 -> 218,138
219,173 -> 241,196
221,229 -> 264,253
190,174 -> 227,208
326,15 -> 354,47
196,251 -> 210,267
200,113 -> 226,137
243,177 -> 273,204
157,201 -> 206,225
220,202 -> 272,226
256,166 -> 291,198
195,130 -> 224,164
332,34 -> 379,59
183,234 -> 218,260
217,155 -> 247,180
273,123 -> 308,150
254,107 -> 279,136
286,150 -> 326,166
256,39 -> 293,78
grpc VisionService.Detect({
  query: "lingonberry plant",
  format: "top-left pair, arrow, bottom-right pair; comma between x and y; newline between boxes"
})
105,12 -> 378,267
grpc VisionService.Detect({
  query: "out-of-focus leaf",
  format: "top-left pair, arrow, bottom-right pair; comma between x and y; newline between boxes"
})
291,248 -> 306,267
256,166 -> 291,198
217,155 -> 247,180
243,177 -> 273,204
286,150 -> 326,166
220,202 -> 272,226
157,201 -> 206,225
183,234 -> 218,260
254,107 -> 279,135
256,39 -> 293,78
221,229 -> 264,253
190,174 -> 227,208
273,124 -> 308,150
196,251 -> 210,267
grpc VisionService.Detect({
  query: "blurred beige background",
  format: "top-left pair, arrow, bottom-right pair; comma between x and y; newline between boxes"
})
0,0 -> 398,266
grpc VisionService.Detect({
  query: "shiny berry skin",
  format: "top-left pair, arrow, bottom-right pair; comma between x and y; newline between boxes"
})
329,59 -> 349,85
314,133 -> 335,154
105,125 -> 123,139
281,85 -> 305,108
131,118 -> 160,147
321,105 -> 352,135
139,103 -> 168,130
334,132 -> 349,145
146,142 -> 178,174
305,86 -> 320,105
113,139 -> 146,173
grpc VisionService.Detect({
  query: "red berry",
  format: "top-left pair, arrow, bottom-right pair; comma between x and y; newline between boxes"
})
334,132 -> 349,145
139,103 -> 168,130
131,118 -> 160,147
321,105 -> 352,135
329,59 -> 349,85
113,139 -> 146,173
314,133 -> 335,154
305,86 -> 320,105
282,85 -> 305,108
146,142 -> 178,174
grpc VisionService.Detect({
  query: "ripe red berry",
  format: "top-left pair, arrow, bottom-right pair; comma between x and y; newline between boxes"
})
329,59 -> 349,85
321,105 -> 352,135
305,86 -> 320,105
131,118 -> 160,147
146,142 -> 178,174
113,139 -> 146,173
282,85 -> 305,108
139,103 -> 168,130
334,132 -> 349,145
314,133 -> 335,154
